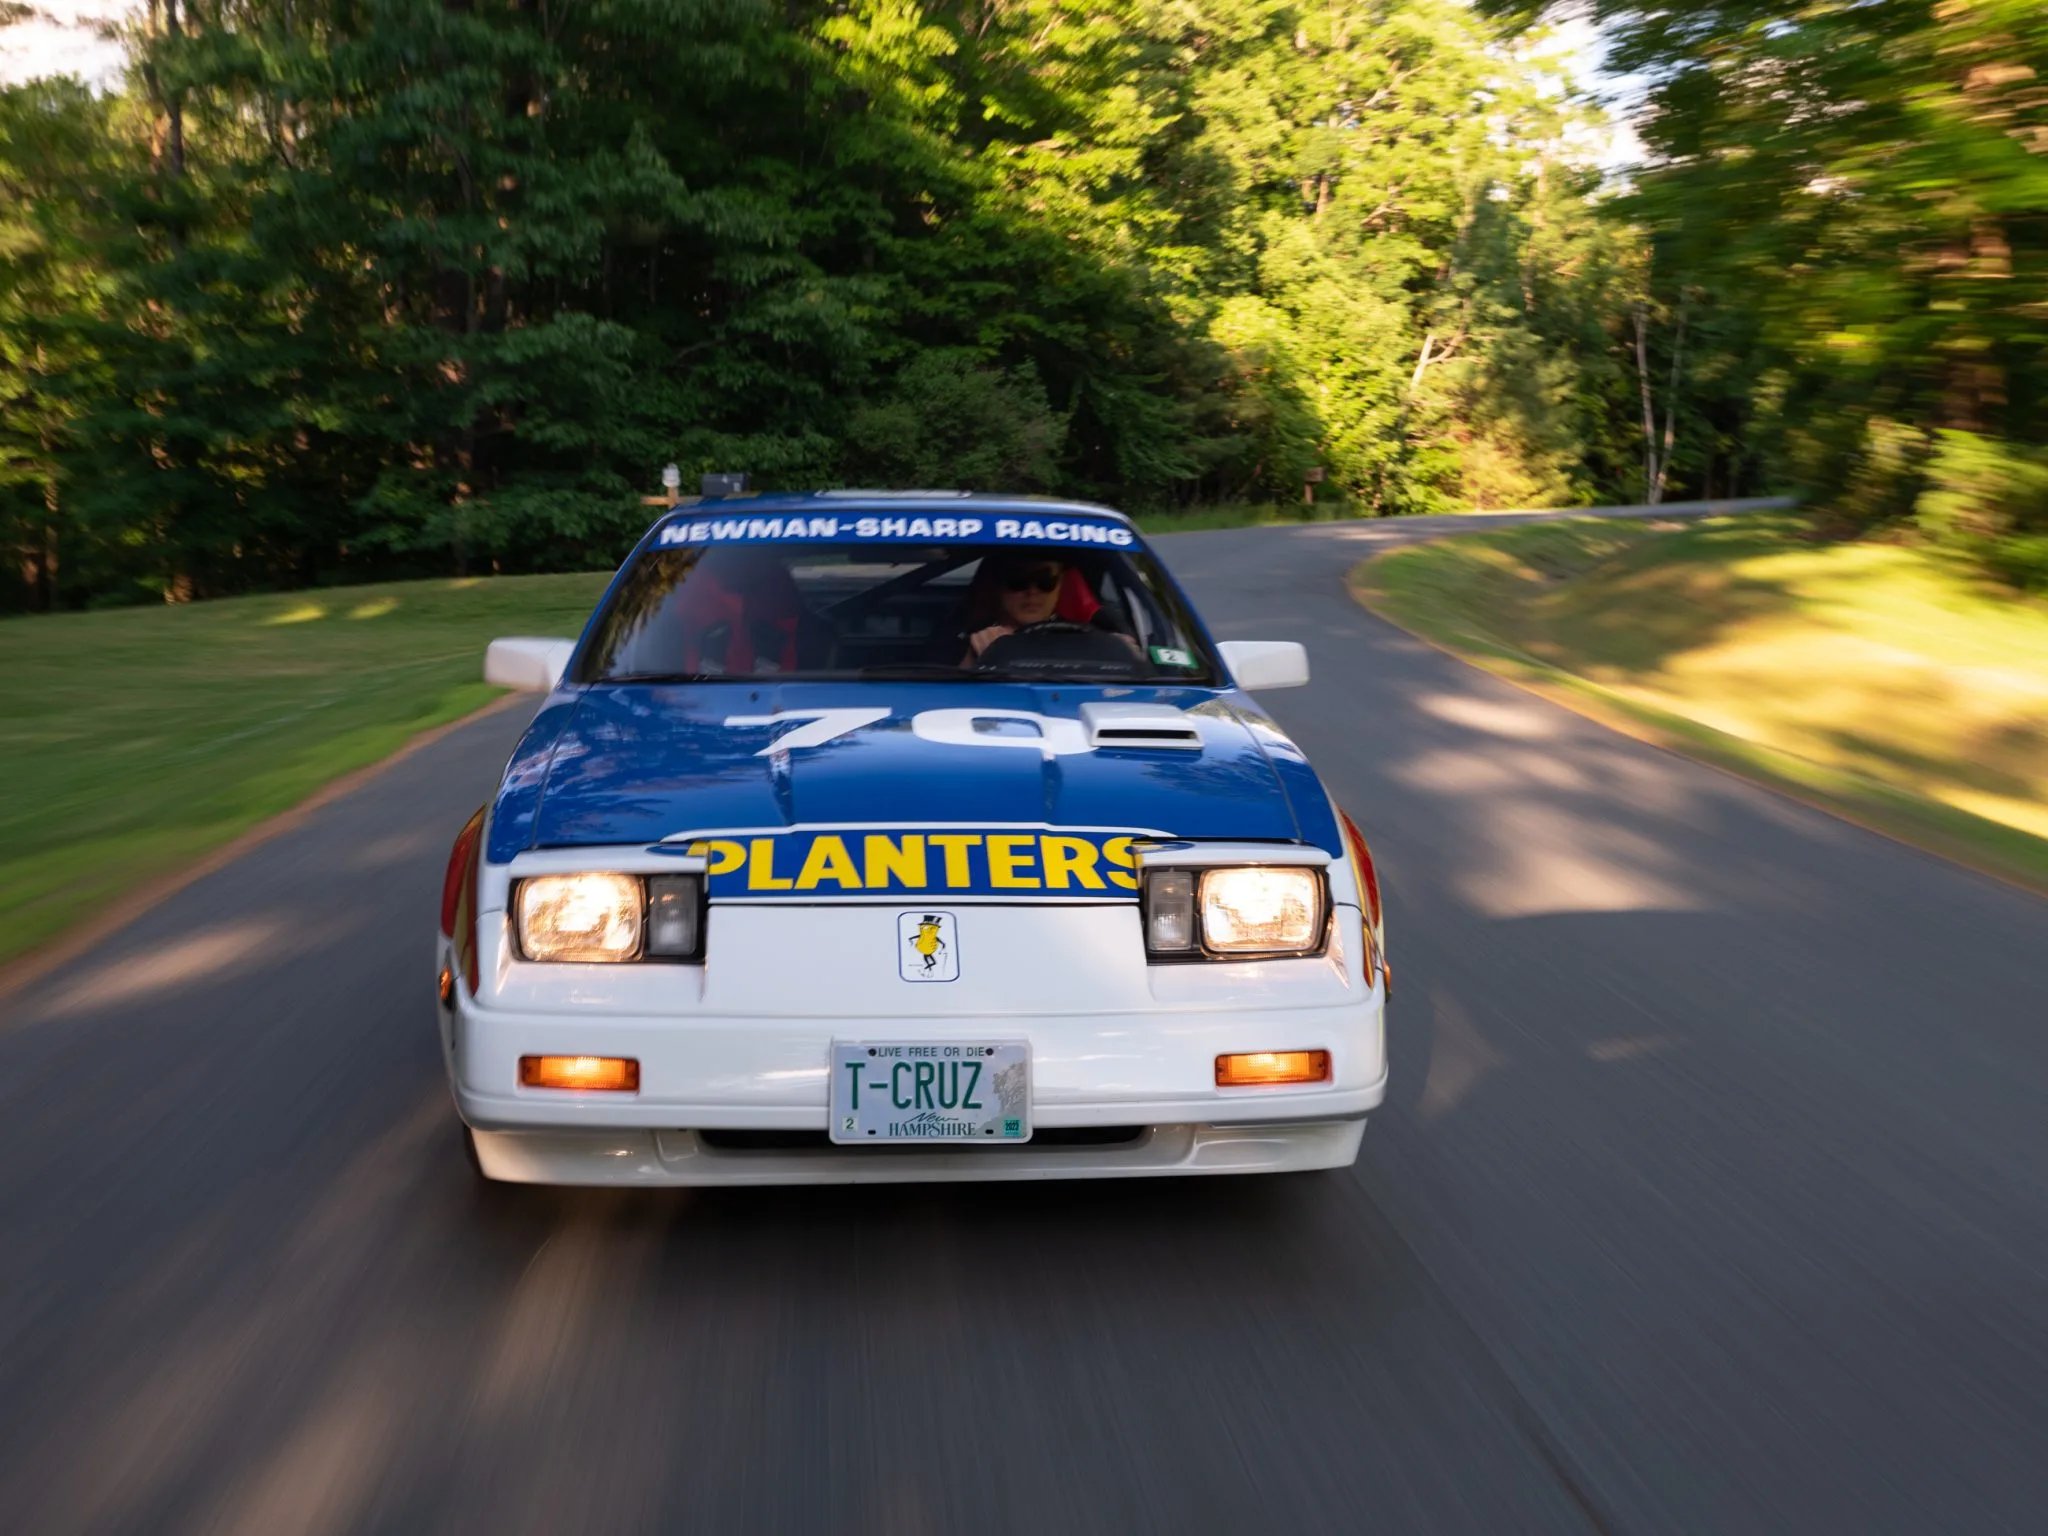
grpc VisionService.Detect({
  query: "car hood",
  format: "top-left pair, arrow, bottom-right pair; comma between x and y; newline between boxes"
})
489,682 -> 1331,861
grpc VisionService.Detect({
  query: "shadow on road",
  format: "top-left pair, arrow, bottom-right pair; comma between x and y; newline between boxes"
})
4,511 -> 2045,1533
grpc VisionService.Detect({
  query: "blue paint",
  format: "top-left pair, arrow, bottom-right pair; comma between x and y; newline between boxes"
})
486,683 -> 1316,864
487,696 -> 581,861
479,495 -> 1344,874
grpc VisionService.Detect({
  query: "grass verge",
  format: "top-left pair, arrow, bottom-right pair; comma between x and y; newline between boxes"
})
1,572 -> 611,969
1351,512 -> 2048,896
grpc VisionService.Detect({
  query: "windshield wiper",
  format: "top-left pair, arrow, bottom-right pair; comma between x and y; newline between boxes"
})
596,671 -> 721,684
856,663 -> 1012,680
861,664 -> 1164,684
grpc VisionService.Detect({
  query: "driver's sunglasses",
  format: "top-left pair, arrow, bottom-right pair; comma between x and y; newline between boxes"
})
1003,568 -> 1062,594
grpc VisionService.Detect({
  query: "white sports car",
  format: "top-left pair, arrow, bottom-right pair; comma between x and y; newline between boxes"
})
437,490 -> 1387,1185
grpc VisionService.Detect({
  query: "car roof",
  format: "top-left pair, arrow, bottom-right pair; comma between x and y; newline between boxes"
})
639,490 -> 1133,541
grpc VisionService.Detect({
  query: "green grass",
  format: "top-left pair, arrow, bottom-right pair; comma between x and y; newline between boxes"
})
0,572 -> 611,966
1352,513 -> 2048,894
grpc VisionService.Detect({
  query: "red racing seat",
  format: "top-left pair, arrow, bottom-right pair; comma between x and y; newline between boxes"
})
673,551 -> 802,674
1055,566 -> 1102,624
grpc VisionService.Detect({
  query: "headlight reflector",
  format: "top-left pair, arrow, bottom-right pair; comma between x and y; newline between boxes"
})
516,873 -> 643,962
645,874 -> 703,958
1144,869 -> 1197,953
1199,867 -> 1322,953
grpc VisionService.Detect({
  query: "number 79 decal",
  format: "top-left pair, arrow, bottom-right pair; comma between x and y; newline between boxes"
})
723,708 -> 890,755
726,707 -> 1105,758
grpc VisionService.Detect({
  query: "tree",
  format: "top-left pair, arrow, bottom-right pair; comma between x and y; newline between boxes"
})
6,0 -> 1675,608
1488,0 -> 2048,572
0,79 -> 129,611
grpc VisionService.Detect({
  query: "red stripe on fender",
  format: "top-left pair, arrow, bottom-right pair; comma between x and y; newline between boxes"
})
440,807 -> 485,938
443,809 -> 487,997
1339,810 -> 1382,932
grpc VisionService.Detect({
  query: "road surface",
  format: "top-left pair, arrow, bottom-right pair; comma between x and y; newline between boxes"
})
2,508 -> 2044,1534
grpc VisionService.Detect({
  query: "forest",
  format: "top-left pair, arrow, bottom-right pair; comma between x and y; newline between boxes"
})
1,0 -> 2042,610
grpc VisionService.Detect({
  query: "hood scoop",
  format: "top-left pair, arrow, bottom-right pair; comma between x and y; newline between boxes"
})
1079,701 -> 1203,751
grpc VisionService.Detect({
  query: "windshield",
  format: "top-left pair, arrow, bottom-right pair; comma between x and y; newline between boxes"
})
569,528 -> 1220,692
575,536 -> 1221,685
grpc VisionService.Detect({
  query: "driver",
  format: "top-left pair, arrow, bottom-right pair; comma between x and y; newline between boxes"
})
961,552 -> 1068,664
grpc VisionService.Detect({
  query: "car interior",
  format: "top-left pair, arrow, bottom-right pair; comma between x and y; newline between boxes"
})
582,543 -> 1208,683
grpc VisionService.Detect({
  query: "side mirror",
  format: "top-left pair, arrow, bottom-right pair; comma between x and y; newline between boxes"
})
485,637 -> 577,693
1219,639 -> 1309,691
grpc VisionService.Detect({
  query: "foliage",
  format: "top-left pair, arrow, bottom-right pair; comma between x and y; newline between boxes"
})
3,0 -> 1700,612
1916,430 -> 2048,590
1488,0 -> 2048,581
843,352 -> 1065,491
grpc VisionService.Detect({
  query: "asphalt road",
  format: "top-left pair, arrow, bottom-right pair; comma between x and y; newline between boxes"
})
3,506 -> 2045,1534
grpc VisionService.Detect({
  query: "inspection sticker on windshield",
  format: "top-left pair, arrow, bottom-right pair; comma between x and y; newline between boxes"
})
1149,645 -> 1196,668
830,1041 -> 1031,1144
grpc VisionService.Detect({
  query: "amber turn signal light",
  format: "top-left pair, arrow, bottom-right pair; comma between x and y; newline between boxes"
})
519,1055 -> 640,1092
1215,1050 -> 1330,1087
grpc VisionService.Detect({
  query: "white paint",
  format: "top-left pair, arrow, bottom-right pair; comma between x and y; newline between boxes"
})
910,706 -> 1093,757
483,636 -> 574,692
724,707 -> 889,756
440,873 -> 1386,1185
1219,639 -> 1310,691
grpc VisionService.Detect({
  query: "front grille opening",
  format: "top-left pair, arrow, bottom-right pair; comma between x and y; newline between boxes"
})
696,1126 -> 1148,1154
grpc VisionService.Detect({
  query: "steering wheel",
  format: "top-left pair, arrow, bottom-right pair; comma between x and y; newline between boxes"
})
969,619 -> 1090,670
975,618 -> 1144,676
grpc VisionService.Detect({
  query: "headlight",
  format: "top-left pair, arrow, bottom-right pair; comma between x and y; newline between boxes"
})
1201,867 -> 1323,953
517,873 -> 643,962
1142,864 -> 1326,958
514,873 -> 704,962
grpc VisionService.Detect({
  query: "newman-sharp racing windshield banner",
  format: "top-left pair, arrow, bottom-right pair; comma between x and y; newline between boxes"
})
654,510 -> 1137,549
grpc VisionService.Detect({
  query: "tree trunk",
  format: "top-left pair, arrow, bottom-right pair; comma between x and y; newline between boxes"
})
16,525 -> 53,612
1632,306 -> 1661,504
165,0 -> 184,177
1521,156 -> 1546,316
20,425 -> 61,611
1409,333 -> 1435,396
142,0 -> 187,251
1937,17 -> 2019,437
1941,216 -> 2010,434
144,0 -> 186,179
1654,297 -> 1689,504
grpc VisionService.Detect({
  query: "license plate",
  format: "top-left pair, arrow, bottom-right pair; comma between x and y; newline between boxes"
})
829,1041 -> 1031,1145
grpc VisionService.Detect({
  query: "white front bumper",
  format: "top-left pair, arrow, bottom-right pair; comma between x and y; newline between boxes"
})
442,896 -> 1385,1185
469,1119 -> 1370,1186
452,995 -> 1383,1121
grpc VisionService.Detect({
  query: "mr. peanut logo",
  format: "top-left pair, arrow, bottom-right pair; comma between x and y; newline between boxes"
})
898,911 -> 959,982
